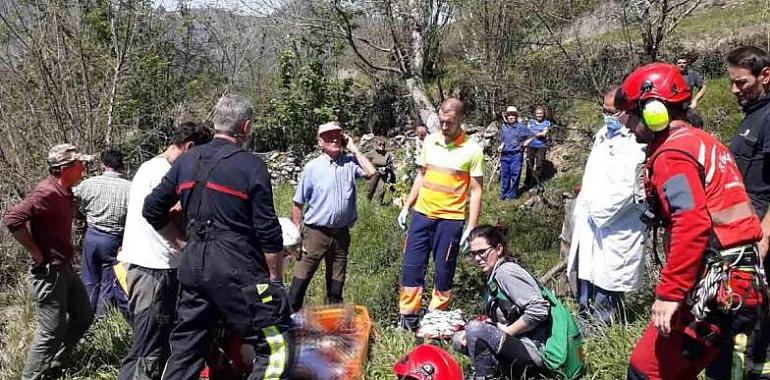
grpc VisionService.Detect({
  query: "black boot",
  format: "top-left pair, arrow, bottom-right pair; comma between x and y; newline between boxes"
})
288,277 -> 312,312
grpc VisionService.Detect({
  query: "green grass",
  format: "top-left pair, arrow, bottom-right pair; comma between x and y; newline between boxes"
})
588,0 -> 769,46
0,178 -> 604,380
697,76 -> 745,142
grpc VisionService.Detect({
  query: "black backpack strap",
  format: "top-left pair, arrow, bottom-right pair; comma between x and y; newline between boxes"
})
187,143 -> 244,222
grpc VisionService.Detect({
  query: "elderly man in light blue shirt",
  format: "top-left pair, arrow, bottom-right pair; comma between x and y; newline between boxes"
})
289,121 -> 376,311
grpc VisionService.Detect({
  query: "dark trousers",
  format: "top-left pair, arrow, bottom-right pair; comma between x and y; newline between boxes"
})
525,147 -> 547,187
366,173 -> 387,204
161,240 -> 293,380
399,211 -> 464,326
453,320 -> 540,378
23,263 -> 94,380
577,279 -> 623,324
289,225 -> 350,311
499,152 -> 523,200
119,266 -> 179,380
745,260 -> 770,378
81,227 -> 129,320
706,308 -> 761,379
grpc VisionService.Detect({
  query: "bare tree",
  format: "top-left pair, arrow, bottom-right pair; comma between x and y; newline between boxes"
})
626,0 -> 705,63
248,0 -> 453,127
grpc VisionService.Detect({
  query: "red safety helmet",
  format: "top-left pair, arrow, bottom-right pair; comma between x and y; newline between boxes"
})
617,62 -> 691,111
393,344 -> 463,380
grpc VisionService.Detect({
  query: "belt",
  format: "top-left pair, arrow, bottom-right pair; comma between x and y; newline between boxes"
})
305,224 -> 349,235
719,244 -> 759,268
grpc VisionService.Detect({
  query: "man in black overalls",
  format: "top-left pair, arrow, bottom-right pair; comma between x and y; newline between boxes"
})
143,94 -> 291,380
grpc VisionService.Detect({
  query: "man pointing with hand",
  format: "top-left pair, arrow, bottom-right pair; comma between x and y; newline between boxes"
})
397,97 -> 484,331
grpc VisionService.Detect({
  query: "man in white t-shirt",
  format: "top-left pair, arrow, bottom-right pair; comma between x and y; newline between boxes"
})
117,122 -> 212,380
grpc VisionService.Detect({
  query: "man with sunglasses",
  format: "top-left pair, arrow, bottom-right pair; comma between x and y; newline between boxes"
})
4,143 -> 95,380
289,121 -> 376,311
567,87 -> 646,326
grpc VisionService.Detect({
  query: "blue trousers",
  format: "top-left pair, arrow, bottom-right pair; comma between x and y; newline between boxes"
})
81,227 -> 130,320
499,152 -> 523,200
577,279 -> 622,324
399,211 -> 464,326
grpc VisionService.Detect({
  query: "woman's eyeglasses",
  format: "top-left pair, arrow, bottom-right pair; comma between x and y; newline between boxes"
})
470,246 -> 495,258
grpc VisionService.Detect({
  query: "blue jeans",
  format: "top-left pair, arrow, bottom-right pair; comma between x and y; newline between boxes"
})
81,227 -> 129,320
577,279 -> 622,324
499,152 -> 523,200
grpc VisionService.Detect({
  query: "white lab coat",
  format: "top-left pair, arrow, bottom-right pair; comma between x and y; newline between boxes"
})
567,126 -> 647,292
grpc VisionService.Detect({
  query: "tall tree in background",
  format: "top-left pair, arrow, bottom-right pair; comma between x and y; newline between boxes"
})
626,0 -> 705,63
255,0 -> 453,127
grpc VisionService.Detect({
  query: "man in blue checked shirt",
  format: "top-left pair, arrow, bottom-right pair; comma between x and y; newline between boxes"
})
289,122 -> 376,311
498,106 -> 534,200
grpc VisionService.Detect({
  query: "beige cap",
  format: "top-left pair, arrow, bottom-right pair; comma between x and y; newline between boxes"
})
47,143 -> 93,167
318,121 -> 342,135
505,106 -> 518,114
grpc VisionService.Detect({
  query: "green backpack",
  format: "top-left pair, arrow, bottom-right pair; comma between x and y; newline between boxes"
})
487,270 -> 585,380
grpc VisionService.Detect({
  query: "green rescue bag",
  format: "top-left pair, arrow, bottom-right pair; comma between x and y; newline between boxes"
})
539,286 -> 585,380
488,271 -> 585,379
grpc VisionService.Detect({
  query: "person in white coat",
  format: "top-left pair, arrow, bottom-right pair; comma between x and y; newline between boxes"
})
567,87 -> 647,325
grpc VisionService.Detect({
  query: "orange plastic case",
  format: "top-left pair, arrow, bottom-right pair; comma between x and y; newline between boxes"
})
308,305 -> 373,379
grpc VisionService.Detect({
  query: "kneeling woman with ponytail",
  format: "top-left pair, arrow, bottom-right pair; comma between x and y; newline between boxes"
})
452,225 -> 551,379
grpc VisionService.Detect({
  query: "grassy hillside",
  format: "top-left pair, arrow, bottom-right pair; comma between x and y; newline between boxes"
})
0,177 -> 645,380
0,1 -> 766,378
0,76 -> 753,379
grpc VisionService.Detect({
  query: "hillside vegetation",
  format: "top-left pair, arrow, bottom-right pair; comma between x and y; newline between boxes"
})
0,0 -> 769,379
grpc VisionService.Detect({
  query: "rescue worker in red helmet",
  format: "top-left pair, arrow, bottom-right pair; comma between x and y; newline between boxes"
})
620,63 -> 766,380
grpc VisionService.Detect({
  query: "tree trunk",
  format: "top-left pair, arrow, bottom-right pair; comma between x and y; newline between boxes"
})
407,0 -> 437,131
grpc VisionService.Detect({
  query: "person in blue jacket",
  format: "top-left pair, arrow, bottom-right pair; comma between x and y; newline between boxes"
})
525,106 -> 551,187
498,106 -> 534,200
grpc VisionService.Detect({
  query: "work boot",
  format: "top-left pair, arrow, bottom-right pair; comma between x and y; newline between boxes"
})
399,314 -> 420,332
288,277 -> 312,312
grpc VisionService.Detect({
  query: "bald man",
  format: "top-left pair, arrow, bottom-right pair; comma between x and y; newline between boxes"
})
396,98 -> 485,330
567,87 -> 647,325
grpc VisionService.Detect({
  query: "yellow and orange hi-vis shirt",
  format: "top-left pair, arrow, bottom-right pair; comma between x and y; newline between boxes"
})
414,130 -> 484,220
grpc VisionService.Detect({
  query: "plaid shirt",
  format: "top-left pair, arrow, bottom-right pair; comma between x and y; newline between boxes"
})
74,171 -> 131,235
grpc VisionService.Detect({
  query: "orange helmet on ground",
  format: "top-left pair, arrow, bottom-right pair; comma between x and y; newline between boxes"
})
393,344 -> 463,380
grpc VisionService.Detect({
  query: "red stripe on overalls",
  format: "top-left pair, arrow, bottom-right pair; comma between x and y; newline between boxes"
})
206,182 -> 248,200
176,181 -> 196,194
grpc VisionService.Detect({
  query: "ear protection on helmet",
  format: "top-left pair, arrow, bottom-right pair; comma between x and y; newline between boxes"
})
641,100 -> 670,132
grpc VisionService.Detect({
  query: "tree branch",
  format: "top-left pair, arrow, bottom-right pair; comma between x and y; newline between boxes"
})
332,3 -> 401,74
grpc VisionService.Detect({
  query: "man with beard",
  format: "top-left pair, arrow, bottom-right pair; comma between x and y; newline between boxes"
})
396,98 -> 484,331
727,45 -> 770,378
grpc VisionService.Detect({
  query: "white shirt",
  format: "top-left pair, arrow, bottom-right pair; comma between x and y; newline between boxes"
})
567,126 -> 647,292
118,156 -> 178,269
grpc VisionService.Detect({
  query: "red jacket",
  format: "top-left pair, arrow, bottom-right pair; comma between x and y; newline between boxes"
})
646,122 -> 762,302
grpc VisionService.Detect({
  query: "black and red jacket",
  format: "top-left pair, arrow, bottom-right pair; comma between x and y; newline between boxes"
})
142,138 -> 283,258
646,121 -> 762,302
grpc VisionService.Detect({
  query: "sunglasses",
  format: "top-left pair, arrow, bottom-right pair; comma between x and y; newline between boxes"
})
601,108 -> 622,116
470,246 -> 495,258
